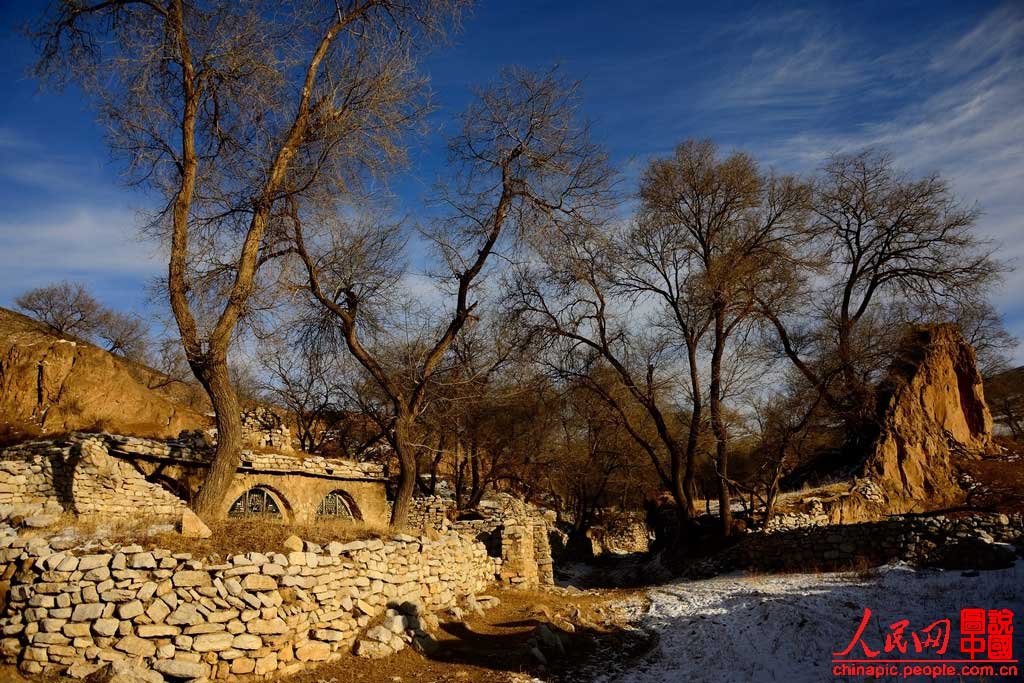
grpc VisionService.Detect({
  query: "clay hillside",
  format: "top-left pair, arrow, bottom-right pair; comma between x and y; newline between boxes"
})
769,324 -> 1021,527
0,307 -> 210,441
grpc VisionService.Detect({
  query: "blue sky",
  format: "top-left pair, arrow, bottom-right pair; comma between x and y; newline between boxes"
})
0,1 -> 1021,358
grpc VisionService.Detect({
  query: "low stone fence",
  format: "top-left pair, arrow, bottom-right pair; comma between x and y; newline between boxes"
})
0,527 -> 496,679
450,495 -> 555,588
685,512 -> 1024,577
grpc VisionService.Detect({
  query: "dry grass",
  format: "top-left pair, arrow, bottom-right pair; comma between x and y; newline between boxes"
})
62,515 -> 390,559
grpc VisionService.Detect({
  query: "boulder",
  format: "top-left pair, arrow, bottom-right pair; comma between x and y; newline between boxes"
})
178,510 -> 212,539
866,325 -> 995,513
152,658 -> 209,680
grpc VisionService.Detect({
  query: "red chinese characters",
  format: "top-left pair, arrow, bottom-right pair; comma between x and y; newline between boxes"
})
959,608 -> 1015,661
835,608 -> 1013,661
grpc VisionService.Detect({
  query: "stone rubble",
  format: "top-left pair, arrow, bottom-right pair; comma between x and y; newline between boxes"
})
682,511 -> 1023,578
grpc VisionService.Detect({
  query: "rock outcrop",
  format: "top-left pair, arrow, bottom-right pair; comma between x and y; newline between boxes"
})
769,324 -> 998,528
0,307 -> 208,438
865,323 -> 995,513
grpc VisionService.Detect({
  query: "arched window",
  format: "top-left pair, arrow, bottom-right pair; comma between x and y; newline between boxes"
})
229,487 -> 282,518
317,490 -> 358,520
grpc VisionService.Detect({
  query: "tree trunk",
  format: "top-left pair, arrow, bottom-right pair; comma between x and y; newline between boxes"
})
681,340 -> 703,521
466,440 -> 486,509
192,360 -> 243,519
709,308 -> 732,537
389,413 -> 417,528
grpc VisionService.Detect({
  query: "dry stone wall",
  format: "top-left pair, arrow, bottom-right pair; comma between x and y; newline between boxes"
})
443,494 -> 555,588
179,407 -> 296,454
0,528 -> 497,679
0,433 -> 389,525
0,436 -> 186,520
406,497 -> 455,534
684,512 -> 1023,578
587,513 -> 650,555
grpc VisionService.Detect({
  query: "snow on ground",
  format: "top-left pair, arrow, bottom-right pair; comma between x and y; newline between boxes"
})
598,562 -> 1024,682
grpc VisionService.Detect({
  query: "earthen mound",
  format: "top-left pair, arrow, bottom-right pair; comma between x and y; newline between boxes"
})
0,307 -> 208,439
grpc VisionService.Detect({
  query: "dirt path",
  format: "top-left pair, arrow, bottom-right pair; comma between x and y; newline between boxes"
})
290,586 -> 653,683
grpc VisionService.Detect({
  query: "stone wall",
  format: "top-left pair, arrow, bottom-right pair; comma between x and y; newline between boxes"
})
0,528 -> 497,678
684,512 -> 1023,578
0,436 -> 186,520
445,494 -> 555,588
588,513 -> 650,555
179,407 -> 296,454
407,496 -> 455,534
0,433 -> 390,527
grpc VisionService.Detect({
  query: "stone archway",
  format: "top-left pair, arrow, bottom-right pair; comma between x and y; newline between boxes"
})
219,473 -> 388,525
316,489 -> 362,521
226,485 -> 293,523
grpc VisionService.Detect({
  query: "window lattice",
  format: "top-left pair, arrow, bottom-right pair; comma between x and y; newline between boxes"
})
316,491 -> 354,519
228,487 -> 281,518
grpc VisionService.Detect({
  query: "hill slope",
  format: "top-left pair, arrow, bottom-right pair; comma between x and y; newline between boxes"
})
0,307 -> 209,439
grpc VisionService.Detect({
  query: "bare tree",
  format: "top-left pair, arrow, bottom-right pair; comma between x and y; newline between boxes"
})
760,150 -> 1004,452
16,281 -> 149,359
986,367 -> 1024,441
510,218 -> 705,525
636,140 -> 809,535
292,68 -> 612,526
33,0 -> 464,519
912,298 -> 1016,376
15,281 -> 102,336
255,334 -> 349,453
95,309 -> 149,360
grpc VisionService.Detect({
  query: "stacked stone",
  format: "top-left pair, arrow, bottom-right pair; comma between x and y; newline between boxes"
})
498,522 -> 537,587
0,437 -> 186,521
0,442 -> 66,508
0,529 -> 498,678
1,432 -> 387,527
239,409 -> 293,453
687,511 -> 1024,577
70,438 -> 185,519
406,497 -> 455,533
763,505 -> 830,533
591,513 -> 650,555
111,433 -> 384,480
447,493 -> 555,588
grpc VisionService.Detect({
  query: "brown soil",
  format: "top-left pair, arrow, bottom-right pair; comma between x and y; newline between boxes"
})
0,306 -> 210,441
290,587 -> 651,683
960,449 -> 1024,514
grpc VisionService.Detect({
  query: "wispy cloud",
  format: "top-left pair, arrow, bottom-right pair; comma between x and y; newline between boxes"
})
704,9 -> 908,123
756,3 -> 1024,360
0,206 -> 163,310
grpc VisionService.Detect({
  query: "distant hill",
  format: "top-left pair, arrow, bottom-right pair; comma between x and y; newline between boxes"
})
0,306 -> 210,441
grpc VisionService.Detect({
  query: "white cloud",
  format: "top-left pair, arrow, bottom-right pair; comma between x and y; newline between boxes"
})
0,206 -> 164,308
754,5 -> 1024,362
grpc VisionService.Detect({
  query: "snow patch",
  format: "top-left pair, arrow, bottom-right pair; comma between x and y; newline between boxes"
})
598,562 -> 1023,682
